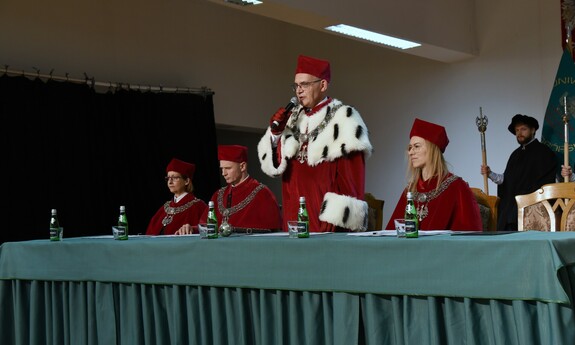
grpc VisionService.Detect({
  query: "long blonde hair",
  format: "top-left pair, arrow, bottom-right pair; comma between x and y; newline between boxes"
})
407,139 -> 449,193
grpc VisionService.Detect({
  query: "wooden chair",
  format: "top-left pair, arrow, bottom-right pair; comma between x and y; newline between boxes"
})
470,188 -> 500,231
515,182 -> 575,231
365,193 -> 384,230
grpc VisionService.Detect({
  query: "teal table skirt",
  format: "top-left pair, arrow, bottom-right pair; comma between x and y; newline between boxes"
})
1,231 -> 575,344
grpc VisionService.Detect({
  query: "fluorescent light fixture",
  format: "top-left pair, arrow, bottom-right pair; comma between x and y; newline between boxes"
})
225,0 -> 262,5
325,24 -> 420,50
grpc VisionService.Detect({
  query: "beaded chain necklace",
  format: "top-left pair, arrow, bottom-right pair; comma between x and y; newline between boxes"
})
216,183 -> 266,229
412,174 -> 459,221
288,103 -> 343,163
161,198 -> 202,226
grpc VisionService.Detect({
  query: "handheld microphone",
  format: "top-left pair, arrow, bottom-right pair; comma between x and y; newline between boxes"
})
271,97 -> 299,129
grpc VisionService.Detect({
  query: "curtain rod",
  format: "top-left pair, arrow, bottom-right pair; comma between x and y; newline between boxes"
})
2,65 -> 214,96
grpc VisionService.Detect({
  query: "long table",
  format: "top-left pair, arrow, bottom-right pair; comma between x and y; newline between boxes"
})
1,231 -> 575,344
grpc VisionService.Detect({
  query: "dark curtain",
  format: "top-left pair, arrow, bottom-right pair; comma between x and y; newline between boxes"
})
0,75 -> 220,243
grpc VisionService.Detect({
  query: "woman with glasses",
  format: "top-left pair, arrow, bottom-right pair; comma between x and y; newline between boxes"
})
385,118 -> 482,231
145,158 -> 207,235
258,54 -> 372,232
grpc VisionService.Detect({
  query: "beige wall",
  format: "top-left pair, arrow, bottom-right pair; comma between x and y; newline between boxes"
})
0,0 -> 561,227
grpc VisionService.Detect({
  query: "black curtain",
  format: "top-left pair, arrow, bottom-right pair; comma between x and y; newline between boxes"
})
0,75 -> 220,243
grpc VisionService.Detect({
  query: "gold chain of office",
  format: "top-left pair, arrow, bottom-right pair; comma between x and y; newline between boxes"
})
412,174 -> 459,221
161,198 -> 203,226
217,183 -> 266,223
289,103 -> 343,143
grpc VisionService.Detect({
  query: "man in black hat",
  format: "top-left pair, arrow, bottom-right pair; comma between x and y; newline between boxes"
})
480,114 -> 558,230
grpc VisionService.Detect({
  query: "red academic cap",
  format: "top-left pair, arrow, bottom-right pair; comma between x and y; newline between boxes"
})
166,158 -> 195,178
409,118 -> 450,153
218,145 -> 248,163
295,55 -> 331,83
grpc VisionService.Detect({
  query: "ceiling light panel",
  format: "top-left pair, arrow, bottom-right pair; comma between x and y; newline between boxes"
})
325,24 -> 420,50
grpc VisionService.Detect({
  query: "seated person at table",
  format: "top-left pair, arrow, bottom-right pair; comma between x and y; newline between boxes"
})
198,145 -> 282,233
146,158 -> 207,235
386,118 -> 482,231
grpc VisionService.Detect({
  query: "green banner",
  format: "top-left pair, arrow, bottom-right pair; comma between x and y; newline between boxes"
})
541,48 -> 575,170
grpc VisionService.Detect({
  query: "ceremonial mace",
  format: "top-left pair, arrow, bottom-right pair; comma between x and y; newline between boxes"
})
563,95 -> 570,182
476,107 -> 489,194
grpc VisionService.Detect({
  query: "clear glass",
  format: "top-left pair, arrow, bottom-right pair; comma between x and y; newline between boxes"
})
287,221 -> 306,238
198,223 -> 216,239
112,226 -> 127,240
394,219 -> 406,238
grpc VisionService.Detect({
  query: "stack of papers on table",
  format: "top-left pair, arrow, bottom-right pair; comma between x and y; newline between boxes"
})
347,230 -> 455,237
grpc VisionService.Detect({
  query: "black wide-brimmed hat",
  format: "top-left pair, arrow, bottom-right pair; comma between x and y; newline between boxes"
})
507,114 -> 539,134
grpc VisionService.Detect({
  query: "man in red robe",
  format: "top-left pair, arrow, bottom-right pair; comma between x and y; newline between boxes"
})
258,55 -> 372,232
199,145 -> 282,233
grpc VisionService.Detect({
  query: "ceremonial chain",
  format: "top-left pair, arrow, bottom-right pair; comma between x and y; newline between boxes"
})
289,103 -> 344,163
412,175 -> 459,221
161,198 -> 202,226
217,183 -> 266,225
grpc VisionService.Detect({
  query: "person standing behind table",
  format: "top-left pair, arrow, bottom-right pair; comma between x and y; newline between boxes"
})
257,54 -> 373,232
386,118 -> 482,231
480,114 -> 557,231
146,158 -> 207,235
195,145 -> 282,234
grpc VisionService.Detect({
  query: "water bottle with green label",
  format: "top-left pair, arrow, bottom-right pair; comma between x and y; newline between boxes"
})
117,205 -> 129,240
404,192 -> 419,238
297,196 -> 310,238
49,209 -> 61,241
207,201 -> 219,239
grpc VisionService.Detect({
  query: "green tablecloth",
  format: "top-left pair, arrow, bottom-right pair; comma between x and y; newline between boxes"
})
2,231 -> 575,303
1,231 -> 575,345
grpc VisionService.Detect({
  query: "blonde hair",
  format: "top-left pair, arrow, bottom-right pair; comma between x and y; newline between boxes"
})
406,139 -> 449,193
184,177 -> 194,194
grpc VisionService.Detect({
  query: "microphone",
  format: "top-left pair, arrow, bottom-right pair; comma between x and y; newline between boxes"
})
271,97 -> 299,130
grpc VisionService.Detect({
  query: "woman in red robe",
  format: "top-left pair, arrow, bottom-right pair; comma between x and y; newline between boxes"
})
146,158 -> 207,235
386,118 -> 482,231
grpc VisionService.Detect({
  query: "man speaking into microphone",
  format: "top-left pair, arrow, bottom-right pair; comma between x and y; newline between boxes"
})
258,54 -> 373,232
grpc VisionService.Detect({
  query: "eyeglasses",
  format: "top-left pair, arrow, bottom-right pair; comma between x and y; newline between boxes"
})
407,144 -> 423,153
165,176 -> 183,182
291,79 -> 322,92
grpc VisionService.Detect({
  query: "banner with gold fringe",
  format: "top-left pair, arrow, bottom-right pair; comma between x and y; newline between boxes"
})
541,48 -> 575,172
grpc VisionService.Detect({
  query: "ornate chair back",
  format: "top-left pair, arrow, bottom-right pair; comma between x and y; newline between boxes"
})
515,182 -> 575,231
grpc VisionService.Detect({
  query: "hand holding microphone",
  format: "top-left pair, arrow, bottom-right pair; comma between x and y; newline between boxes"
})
270,97 -> 298,135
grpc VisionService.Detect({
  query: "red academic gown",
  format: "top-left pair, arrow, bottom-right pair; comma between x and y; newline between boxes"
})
280,151 -> 366,232
385,174 -> 482,231
146,193 -> 207,235
258,98 -> 373,232
200,176 -> 282,231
